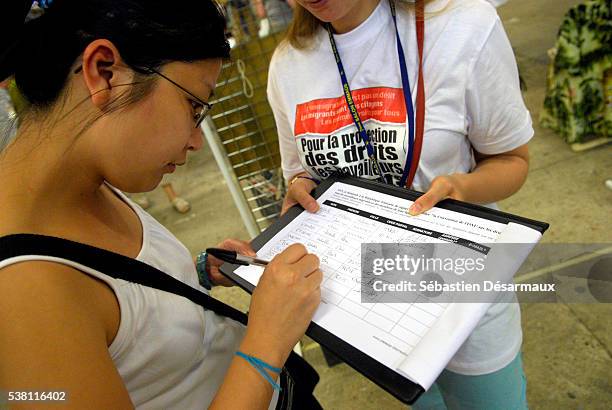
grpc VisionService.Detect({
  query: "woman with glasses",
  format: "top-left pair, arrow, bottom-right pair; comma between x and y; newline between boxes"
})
268,0 -> 532,408
0,1 -> 322,408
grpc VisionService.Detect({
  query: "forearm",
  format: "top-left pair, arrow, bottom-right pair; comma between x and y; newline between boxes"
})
287,170 -> 310,184
451,153 -> 529,205
209,335 -> 285,409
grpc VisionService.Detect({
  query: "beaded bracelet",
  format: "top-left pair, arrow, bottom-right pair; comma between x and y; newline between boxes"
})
235,351 -> 282,391
195,251 -> 213,290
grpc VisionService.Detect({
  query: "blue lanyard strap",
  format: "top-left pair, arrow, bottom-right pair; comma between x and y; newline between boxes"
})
326,0 -> 423,187
389,0 -> 416,188
326,25 -> 386,184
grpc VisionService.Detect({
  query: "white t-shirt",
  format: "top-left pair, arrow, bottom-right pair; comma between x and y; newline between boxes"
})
268,0 -> 532,375
0,189 -> 279,409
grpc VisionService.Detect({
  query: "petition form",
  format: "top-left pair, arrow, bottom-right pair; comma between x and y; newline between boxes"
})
234,182 -> 542,389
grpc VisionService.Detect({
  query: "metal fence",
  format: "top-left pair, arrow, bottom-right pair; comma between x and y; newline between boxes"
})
203,1 -> 294,237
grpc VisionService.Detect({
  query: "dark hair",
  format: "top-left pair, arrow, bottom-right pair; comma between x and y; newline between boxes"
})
0,0 -> 229,108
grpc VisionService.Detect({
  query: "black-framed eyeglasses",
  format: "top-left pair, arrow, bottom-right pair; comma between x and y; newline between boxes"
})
74,65 -> 213,128
142,67 -> 213,128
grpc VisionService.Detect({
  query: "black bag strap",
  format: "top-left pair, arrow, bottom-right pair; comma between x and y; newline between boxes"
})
0,233 -> 248,325
0,233 -> 322,410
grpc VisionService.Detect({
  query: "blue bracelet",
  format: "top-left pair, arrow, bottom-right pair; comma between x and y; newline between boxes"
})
195,252 -> 213,290
235,351 -> 282,391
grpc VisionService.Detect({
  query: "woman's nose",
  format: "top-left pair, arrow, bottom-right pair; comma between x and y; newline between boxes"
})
188,126 -> 204,151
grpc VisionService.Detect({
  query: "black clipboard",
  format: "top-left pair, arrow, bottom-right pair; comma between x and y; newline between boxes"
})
220,174 -> 549,404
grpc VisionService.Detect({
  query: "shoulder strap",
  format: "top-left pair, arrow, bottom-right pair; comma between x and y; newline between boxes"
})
0,234 -> 248,325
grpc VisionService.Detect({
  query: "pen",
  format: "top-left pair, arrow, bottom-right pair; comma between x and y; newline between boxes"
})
206,248 -> 269,267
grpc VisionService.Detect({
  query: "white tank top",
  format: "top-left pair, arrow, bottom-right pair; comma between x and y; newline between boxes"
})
0,189 -> 278,409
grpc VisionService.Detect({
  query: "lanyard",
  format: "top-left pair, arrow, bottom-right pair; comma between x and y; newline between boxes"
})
326,0 -> 425,188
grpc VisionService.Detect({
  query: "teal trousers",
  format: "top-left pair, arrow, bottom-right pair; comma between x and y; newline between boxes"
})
411,353 -> 528,410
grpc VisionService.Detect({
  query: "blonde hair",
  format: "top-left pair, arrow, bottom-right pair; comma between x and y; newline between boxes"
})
285,0 -> 437,50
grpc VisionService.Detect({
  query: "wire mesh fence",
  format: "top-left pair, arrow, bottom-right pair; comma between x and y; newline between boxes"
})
207,1 -> 294,232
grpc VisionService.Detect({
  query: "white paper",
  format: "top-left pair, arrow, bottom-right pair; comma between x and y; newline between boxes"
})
395,222 -> 542,388
235,183 -> 542,389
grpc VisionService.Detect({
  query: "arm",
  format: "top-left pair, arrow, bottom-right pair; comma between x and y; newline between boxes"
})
209,335 -> 282,409
409,144 -> 529,215
0,262 -> 134,409
267,58 -> 319,215
455,144 -> 529,203
410,18 -> 532,215
210,244 -> 322,409
267,59 -> 306,185
3,246 -> 321,410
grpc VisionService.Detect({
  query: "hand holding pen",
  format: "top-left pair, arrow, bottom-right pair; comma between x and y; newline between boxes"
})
206,247 -> 270,267
206,242 -> 322,371
242,244 -> 322,365
205,239 -> 257,287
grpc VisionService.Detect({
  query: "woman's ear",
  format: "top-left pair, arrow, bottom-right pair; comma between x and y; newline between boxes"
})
80,39 -> 132,108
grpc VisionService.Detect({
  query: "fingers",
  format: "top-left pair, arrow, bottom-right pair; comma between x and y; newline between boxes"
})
273,243 -> 308,264
280,196 -> 296,216
288,180 -> 319,213
293,189 -> 319,213
208,270 -> 236,287
272,244 -> 320,278
209,239 -> 256,269
409,177 -> 453,216
217,238 -> 256,257
292,253 -> 320,277
304,268 -> 323,288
